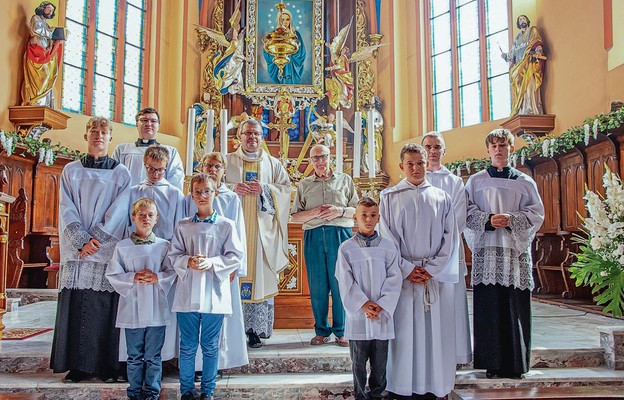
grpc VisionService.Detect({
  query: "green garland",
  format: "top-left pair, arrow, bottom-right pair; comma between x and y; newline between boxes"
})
444,107 -> 624,174
0,130 -> 83,166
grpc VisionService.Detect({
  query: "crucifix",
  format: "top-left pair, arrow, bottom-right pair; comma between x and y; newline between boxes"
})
268,116 -> 296,159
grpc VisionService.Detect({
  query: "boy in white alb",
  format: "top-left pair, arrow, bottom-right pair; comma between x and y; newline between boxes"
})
106,198 -> 176,400
335,197 -> 402,400
169,174 -> 244,400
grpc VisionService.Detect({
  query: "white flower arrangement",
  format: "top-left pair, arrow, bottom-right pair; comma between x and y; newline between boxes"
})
570,166 -> 624,316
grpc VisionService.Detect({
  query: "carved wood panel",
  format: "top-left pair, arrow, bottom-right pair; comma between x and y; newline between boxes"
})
533,159 -> 560,234
585,140 -> 618,197
32,162 -> 67,233
558,150 -> 586,232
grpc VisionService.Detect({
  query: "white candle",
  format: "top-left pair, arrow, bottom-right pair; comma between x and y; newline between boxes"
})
353,111 -> 362,178
335,110 -> 343,173
205,109 -> 214,154
186,107 -> 195,176
367,109 -> 376,178
220,108 -> 228,156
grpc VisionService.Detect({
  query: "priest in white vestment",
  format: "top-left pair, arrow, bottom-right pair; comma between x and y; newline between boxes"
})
422,132 -> 472,365
51,117 -> 132,383
379,143 -> 459,399
465,129 -> 544,379
111,107 -> 185,190
225,119 -> 291,348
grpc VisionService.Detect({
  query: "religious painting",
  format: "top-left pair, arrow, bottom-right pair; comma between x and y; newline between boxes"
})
245,0 -> 324,99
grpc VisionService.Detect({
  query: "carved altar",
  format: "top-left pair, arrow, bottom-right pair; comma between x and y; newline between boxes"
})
195,0 -> 388,327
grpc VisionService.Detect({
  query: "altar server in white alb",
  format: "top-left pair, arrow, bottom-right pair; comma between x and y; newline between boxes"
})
170,174 -> 244,400
225,119 -> 291,348
51,116 -> 132,384
124,144 -> 185,363
106,198 -> 176,400
422,131 -> 472,365
465,128 -> 544,379
335,197 -> 402,400
185,152 -> 248,377
379,143 -> 459,400
112,107 -> 185,190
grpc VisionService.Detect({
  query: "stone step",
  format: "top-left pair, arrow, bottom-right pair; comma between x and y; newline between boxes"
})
451,385 -> 624,399
0,346 -> 607,375
2,367 -> 624,400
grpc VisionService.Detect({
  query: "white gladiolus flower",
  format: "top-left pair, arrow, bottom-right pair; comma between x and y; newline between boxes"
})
38,148 -> 46,163
591,237 -> 602,249
593,119 -> 599,139
542,139 -> 550,157
584,124 -> 590,145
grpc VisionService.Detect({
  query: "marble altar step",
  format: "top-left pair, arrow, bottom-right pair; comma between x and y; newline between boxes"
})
451,385 -> 624,399
2,368 -> 624,400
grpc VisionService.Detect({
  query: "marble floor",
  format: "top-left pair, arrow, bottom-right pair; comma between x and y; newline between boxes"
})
2,290 -> 624,357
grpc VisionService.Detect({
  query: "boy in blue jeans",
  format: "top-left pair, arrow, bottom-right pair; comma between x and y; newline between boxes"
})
106,198 -> 176,400
169,174 -> 244,400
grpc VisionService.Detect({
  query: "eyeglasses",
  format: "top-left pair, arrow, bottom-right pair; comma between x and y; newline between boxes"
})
310,154 -> 329,162
138,118 -> 159,124
242,131 -> 263,137
423,145 -> 444,152
202,163 -> 223,171
192,189 -> 215,197
144,165 -> 166,174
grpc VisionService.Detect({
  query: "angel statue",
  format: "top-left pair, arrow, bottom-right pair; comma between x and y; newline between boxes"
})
325,21 -> 386,110
308,110 -> 354,148
195,0 -> 245,95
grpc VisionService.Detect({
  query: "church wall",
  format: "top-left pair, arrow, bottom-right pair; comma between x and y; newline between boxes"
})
377,0 -> 621,184
0,0 -> 200,163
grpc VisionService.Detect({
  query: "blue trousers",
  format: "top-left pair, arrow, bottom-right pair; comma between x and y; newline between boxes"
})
303,225 -> 351,337
125,325 -> 166,398
177,312 -> 224,396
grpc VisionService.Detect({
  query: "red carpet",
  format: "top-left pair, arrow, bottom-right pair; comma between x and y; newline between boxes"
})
1,327 -> 53,340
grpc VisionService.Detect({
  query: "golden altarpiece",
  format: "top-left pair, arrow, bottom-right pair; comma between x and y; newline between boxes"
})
193,0 -> 388,328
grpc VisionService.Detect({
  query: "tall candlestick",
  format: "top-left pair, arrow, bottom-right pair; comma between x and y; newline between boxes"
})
335,110 -> 343,173
220,108 -> 228,156
353,111 -> 362,178
186,108 -> 196,176
367,109 -> 376,178
205,109 -> 214,154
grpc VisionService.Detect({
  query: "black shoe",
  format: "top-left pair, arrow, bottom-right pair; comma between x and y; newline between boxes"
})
485,369 -> 502,379
258,332 -> 271,339
181,392 -> 196,400
246,329 -> 263,348
216,370 -> 223,381
199,394 -> 214,400
102,375 -> 117,383
386,392 -> 411,400
194,371 -> 202,382
63,369 -> 86,383
127,396 -> 141,400
144,396 -> 158,400
117,374 -> 128,383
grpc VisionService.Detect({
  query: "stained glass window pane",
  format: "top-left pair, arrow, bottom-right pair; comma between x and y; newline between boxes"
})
64,20 -> 87,67
124,44 -> 141,86
457,1 -> 478,45
97,0 -> 117,36
127,0 -> 144,8
485,0 -> 508,34
434,90 -> 453,131
65,0 -> 87,23
458,41 -> 480,85
95,33 -> 116,78
125,4 -> 144,47
460,82 -> 481,126
61,64 -> 85,112
486,30 -> 509,77
457,0 -> 474,6
431,0 -> 450,18
431,13 -> 451,55
122,84 -> 139,124
433,51 -> 452,93
489,75 -> 511,119
93,75 -> 114,118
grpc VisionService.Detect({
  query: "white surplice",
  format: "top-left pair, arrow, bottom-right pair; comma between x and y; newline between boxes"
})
335,236 -> 402,341
379,179 -> 459,398
106,238 -> 176,328
111,143 -> 185,191
128,179 -> 185,241
427,166 -> 472,364
169,217 -> 244,314
225,147 -> 291,301
185,183 -> 249,369
464,170 -> 544,290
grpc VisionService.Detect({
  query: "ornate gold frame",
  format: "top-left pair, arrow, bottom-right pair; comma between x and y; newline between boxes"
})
244,0 -> 324,103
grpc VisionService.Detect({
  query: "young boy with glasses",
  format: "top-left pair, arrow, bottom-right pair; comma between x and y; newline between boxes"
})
170,173 -> 244,400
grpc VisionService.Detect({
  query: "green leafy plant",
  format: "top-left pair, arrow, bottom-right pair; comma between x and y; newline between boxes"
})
0,130 -> 83,165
